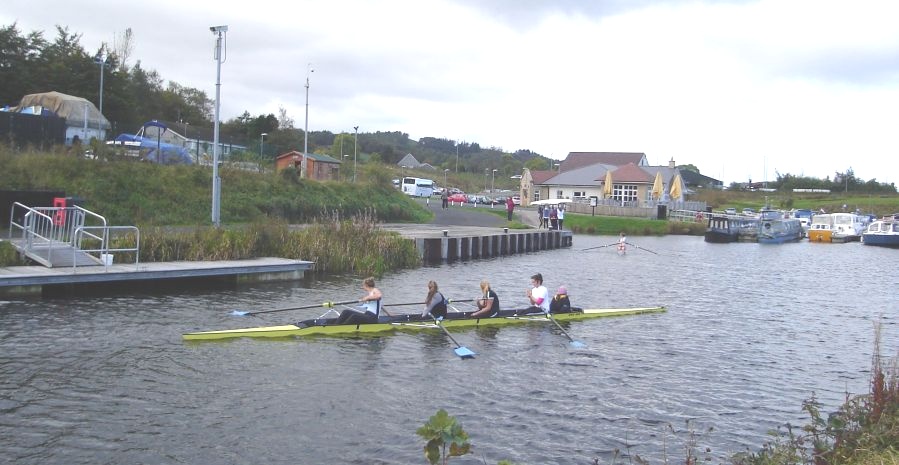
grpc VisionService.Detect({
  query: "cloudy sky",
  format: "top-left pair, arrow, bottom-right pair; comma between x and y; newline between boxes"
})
4,0 -> 899,185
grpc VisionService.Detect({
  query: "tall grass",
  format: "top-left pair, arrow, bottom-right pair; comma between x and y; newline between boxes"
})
122,214 -> 420,276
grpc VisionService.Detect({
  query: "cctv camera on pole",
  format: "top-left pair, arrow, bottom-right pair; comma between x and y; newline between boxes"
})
209,25 -> 227,226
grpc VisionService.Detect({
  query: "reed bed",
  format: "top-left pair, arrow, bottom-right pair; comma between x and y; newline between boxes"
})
117,212 -> 420,276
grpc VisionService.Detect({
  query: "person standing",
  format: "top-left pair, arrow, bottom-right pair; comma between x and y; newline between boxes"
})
506,196 -> 515,221
336,277 -> 386,325
542,205 -> 550,229
557,205 -> 565,231
441,189 -> 449,210
550,206 -> 558,230
524,273 -> 550,314
537,205 -> 544,228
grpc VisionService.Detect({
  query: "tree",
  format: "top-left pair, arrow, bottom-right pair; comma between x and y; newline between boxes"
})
677,163 -> 700,174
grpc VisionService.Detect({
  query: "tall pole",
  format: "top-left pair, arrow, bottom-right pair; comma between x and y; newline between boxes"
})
260,132 -> 267,157
353,125 -> 358,183
455,143 -> 459,172
444,168 -> 448,189
492,169 -> 497,193
303,64 -> 313,179
210,25 -> 228,227
484,168 -> 488,192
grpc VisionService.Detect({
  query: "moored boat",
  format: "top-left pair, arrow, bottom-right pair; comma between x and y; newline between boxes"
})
704,214 -> 738,243
830,212 -> 865,243
182,306 -> 666,341
861,215 -> 899,248
757,209 -> 803,244
808,214 -> 833,242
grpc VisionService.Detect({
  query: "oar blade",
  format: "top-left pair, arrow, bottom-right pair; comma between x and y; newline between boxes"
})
454,346 -> 477,359
569,340 -> 587,349
231,310 -> 250,316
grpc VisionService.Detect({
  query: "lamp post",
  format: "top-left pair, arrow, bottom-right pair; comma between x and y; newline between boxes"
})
260,132 -> 267,157
553,162 -> 560,171
353,125 -> 358,183
443,168 -> 449,189
491,169 -> 497,193
455,143 -> 459,172
302,63 -> 314,179
94,46 -> 108,118
484,168 -> 488,192
209,25 -> 228,227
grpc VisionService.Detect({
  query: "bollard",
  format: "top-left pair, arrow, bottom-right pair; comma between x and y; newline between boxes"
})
442,230 -> 448,237
503,227 -> 508,233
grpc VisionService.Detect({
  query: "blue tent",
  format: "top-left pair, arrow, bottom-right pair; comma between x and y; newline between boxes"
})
113,133 -> 192,164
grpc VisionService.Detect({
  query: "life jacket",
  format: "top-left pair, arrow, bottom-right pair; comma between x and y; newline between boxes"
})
550,294 -> 571,313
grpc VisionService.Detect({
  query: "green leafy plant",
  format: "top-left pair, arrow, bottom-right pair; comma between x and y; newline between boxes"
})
416,409 -> 471,465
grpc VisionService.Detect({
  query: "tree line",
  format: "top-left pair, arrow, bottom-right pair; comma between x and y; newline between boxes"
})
0,23 -> 550,177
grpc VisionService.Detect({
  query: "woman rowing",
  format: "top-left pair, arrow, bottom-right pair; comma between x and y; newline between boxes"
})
421,280 -> 448,319
335,277 -> 388,325
470,279 -> 500,318
524,272 -> 550,314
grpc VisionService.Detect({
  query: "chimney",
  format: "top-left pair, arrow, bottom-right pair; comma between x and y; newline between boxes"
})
668,157 -> 675,169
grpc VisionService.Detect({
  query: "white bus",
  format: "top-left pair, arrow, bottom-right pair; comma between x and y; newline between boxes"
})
401,177 -> 435,197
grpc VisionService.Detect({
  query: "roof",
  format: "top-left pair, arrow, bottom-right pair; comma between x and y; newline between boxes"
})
397,153 -> 422,168
14,91 -> 110,130
607,163 -> 651,183
530,170 -> 557,184
276,151 -> 342,164
541,163 -> 615,186
560,152 -> 647,172
680,170 -> 723,187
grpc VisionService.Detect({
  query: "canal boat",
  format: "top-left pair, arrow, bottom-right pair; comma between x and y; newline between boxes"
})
704,214 -> 739,243
757,209 -> 803,244
808,214 -> 834,242
182,306 -> 666,341
861,215 -> 899,248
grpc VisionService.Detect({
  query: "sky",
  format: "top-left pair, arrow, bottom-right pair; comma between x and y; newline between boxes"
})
4,0 -> 899,185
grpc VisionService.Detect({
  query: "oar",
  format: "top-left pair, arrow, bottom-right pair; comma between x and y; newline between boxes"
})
624,241 -> 659,255
580,242 -> 620,251
546,312 -> 587,348
432,315 -> 476,359
384,299 -> 474,307
230,300 -> 356,317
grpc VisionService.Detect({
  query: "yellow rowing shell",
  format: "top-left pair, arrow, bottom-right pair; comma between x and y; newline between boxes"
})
182,306 -> 665,341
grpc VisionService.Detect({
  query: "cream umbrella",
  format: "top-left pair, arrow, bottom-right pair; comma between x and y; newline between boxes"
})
669,173 -> 683,200
603,170 -> 613,197
651,171 -> 664,200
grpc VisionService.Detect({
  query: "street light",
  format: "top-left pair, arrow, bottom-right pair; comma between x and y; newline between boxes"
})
94,46 -> 109,119
353,125 -> 358,183
443,168 -> 449,189
209,24 -> 228,227
343,154 -> 350,181
260,132 -> 267,157
484,168 -> 488,192
553,162 -> 560,171
491,169 -> 497,193
303,63 -> 314,179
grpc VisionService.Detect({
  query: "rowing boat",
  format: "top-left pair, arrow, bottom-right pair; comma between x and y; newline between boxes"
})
182,306 -> 665,341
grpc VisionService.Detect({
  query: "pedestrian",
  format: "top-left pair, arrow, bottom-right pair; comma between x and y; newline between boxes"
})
537,205 -> 544,228
506,196 -> 515,221
550,206 -> 558,230
542,205 -> 550,229
441,189 -> 449,210
557,205 -> 565,230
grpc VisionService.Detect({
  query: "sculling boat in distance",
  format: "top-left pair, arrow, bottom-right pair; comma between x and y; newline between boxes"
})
182,306 -> 666,341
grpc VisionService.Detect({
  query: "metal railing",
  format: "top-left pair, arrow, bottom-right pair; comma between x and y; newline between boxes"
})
8,202 -> 140,270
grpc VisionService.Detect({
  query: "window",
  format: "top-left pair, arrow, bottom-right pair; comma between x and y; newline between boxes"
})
613,184 -> 638,202
556,190 -> 564,199
533,192 -> 541,202
573,191 -> 585,198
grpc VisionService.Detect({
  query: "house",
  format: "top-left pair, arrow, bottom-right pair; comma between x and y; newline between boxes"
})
11,91 -> 110,145
275,151 -> 342,180
397,153 -> 436,171
521,152 -> 686,207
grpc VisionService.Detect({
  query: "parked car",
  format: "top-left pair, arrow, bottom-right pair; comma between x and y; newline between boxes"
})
725,207 -> 736,215
512,195 -> 521,206
742,208 -> 756,216
447,193 -> 467,203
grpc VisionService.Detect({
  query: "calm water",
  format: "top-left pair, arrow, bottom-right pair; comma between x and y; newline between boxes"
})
1,235 -> 897,465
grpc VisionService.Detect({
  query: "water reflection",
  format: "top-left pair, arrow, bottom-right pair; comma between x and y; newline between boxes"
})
1,235 -> 896,465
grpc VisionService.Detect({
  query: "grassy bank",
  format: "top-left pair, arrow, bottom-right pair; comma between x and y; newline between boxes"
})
694,189 -> 899,217
0,149 -> 432,226
563,213 -> 706,236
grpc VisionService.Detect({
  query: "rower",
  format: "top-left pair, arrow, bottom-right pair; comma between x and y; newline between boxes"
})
335,277 -> 387,325
421,280 -> 448,318
470,279 -> 500,318
523,273 -> 550,314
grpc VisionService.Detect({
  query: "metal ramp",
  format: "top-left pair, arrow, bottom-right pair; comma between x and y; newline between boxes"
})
7,202 -> 140,270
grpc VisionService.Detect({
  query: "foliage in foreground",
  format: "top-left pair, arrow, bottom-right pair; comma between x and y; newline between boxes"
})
416,409 -> 472,465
